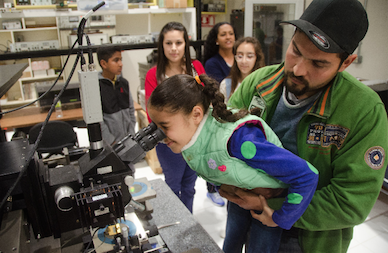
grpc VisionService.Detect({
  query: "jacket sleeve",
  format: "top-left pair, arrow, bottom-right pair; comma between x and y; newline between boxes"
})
294,103 -> 388,231
228,124 -> 319,230
144,67 -> 157,123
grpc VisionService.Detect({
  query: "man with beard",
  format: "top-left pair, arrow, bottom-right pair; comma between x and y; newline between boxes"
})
222,0 -> 388,252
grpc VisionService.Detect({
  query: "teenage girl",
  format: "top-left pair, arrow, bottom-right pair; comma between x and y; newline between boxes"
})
144,22 -> 205,213
147,74 -> 318,253
220,37 -> 265,103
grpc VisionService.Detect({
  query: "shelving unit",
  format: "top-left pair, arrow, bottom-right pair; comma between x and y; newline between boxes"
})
201,0 -> 227,14
0,14 -> 63,108
0,7 -> 197,108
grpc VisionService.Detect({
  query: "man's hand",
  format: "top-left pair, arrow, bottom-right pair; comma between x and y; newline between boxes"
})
250,195 -> 277,227
219,185 -> 264,210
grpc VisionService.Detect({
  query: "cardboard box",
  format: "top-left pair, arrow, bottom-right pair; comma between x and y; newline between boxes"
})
160,0 -> 187,8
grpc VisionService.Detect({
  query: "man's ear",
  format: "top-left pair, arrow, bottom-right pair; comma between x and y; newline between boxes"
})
192,105 -> 204,125
338,54 -> 357,72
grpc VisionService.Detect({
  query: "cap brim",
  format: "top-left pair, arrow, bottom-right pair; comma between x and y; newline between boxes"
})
280,19 -> 345,54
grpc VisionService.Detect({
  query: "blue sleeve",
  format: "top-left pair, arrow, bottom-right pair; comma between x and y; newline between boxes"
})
228,124 -> 319,229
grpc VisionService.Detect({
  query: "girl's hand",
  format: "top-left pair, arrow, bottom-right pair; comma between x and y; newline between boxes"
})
219,185 -> 263,210
250,195 -> 278,227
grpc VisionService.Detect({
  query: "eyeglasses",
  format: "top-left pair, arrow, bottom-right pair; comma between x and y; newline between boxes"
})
235,53 -> 256,62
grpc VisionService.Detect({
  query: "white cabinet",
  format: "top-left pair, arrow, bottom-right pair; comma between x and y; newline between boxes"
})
0,7 -> 196,108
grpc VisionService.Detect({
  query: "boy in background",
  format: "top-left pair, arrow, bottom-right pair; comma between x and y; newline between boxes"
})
97,46 -> 137,174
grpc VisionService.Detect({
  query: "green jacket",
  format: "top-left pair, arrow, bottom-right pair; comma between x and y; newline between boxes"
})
181,111 -> 287,189
229,63 -> 388,253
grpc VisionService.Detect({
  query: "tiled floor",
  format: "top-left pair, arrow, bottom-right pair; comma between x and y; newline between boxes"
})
11,127 -> 388,252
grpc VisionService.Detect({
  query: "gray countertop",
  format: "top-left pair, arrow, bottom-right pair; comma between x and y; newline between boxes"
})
149,179 -> 224,253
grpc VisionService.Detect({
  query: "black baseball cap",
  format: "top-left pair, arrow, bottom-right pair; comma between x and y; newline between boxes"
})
280,0 -> 368,54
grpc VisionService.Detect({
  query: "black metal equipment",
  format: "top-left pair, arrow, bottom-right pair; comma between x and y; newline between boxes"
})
0,122 -> 165,249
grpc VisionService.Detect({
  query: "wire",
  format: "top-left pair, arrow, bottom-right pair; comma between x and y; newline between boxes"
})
0,43 -> 10,52
0,38 -> 79,116
84,33 -> 94,65
83,227 -> 101,253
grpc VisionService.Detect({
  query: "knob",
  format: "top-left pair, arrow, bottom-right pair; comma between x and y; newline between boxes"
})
54,186 -> 74,211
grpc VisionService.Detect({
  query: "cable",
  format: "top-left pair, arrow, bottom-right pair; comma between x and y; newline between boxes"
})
84,33 -> 94,66
83,227 -> 101,253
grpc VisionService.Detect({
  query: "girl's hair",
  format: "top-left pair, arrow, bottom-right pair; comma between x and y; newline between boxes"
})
148,74 -> 248,122
203,22 -> 237,65
156,22 -> 192,84
228,37 -> 265,97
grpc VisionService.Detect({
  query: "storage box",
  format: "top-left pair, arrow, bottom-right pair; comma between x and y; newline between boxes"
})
159,0 -> 187,8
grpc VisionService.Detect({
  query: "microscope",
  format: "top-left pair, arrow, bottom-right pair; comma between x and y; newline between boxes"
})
0,2 -> 168,252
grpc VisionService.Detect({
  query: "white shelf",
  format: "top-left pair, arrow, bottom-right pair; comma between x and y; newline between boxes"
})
0,98 -> 36,107
20,75 -> 61,82
0,7 -> 195,18
4,27 -> 58,32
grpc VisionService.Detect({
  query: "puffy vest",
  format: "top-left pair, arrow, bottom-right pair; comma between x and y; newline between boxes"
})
181,111 -> 288,189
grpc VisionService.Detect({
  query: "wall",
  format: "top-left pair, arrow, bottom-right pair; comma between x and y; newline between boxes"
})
121,0 -> 388,103
345,0 -> 388,80
287,0 -> 388,81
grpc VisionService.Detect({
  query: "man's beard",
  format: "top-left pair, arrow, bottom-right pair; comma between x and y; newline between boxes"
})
284,71 -> 309,97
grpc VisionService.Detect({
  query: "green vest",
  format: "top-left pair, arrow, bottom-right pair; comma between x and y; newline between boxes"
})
181,110 -> 288,189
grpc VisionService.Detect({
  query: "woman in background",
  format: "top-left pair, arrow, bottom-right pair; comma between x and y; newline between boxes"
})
144,21 -> 205,213
220,37 -> 265,104
203,22 -> 237,84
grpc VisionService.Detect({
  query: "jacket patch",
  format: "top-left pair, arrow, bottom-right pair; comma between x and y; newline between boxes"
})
307,123 -> 349,149
208,158 -> 217,170
248,95 -> 266,117
218,165 -> 227,172
364,146 -> 385,170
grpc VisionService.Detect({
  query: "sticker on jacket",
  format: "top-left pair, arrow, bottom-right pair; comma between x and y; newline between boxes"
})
364,146 -> 385,170
307,123 -> 349,149
248,95 -> 266,117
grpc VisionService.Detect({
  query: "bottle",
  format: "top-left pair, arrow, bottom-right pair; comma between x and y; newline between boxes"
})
55,95 -> 63,118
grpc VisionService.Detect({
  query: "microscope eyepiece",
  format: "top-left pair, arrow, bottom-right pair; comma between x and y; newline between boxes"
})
139,128 -> 166,151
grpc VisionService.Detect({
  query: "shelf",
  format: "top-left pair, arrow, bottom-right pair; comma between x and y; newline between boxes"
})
0,7 -> 195,18
0,98 -> 36,107
20,75 -> 61,82
0,40 -> 205,61
0,27 -> 58,32
201,12 -> 226,15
